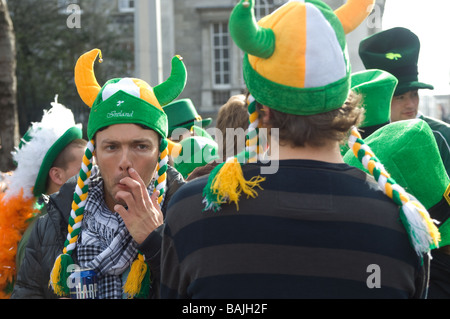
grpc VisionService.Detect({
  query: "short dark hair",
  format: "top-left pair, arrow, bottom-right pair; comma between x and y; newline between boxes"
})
52,139 -> 88,169
257,91 -> 363,148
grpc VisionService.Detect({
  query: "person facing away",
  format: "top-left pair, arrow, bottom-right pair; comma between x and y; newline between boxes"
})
0,99 -> 86,298
359,27 -> 450,177
11,49 -> 187,299
186,93 -> 249,181
160,0 -> 437,299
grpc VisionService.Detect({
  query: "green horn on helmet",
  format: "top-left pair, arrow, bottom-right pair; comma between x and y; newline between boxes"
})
153,55 -> 188,106
229,0 -> 276,59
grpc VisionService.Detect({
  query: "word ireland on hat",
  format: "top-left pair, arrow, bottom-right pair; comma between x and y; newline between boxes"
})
49,48 -> 187,298
359,27 -> 434,96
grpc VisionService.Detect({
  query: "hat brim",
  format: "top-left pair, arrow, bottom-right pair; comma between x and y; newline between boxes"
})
168,118 -> 212,136
394,81 -> 434,96
33,126 -> 83,197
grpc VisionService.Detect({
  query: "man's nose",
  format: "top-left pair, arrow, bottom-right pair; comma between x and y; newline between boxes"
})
118,149 -> 133,172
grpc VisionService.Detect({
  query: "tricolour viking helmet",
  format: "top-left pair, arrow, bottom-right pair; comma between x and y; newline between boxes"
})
203,0 -> 376,212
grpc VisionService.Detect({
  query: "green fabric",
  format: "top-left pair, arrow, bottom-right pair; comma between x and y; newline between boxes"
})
33,126 -> 83,197
243,55 -> 350,115
359,27 -> 433,96
351,69 -> 397,128
173,136 -> 219,179
308,0 -> 347,51
163,99 -> 212,136
87,89 -> 168,140
228,0 -> 275,59
344,119 -> 449,210
152,56 -> 188,107
191,125 -> 214,140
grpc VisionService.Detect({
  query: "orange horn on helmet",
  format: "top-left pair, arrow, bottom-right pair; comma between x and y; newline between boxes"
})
74,48 -> 103,108
335,0 -> 376,34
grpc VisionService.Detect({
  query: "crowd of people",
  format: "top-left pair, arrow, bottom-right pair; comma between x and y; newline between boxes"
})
0,0 -> 449,299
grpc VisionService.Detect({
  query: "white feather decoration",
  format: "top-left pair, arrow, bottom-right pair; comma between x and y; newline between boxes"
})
5,96 -> 82,199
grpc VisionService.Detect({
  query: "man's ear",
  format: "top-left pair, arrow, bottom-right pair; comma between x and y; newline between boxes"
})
48,167 -> 65,186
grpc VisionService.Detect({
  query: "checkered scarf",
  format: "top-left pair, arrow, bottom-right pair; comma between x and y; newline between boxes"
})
76,172 -> 162,299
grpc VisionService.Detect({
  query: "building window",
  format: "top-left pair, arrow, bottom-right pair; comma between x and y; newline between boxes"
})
118,0 -> 135,13
255,0 -> 287,20
211,22 -> 231,88
213,90 -> 231,106
57,0 -> 81,14
255,0 -> 275,20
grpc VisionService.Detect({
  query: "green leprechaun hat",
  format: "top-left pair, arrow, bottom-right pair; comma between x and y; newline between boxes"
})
344,119 -> 446,247
359,27 -> 434,96
202,0 -> 376,212
49,48 -> 187,298
163,98 -> 212,137
172,135 -> 219,179
340,69 -> 398,155
352,69 -> 397,135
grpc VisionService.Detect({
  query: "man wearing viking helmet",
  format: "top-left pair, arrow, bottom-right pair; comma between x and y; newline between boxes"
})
11,49 -> 187,299
160,0 -> 432,299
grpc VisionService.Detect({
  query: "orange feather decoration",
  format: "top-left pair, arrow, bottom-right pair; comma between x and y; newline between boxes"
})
0,190 -> 40,298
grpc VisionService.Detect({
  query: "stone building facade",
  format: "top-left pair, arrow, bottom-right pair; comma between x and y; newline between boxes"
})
134,0 -> 385,122
66,0 -> 383,122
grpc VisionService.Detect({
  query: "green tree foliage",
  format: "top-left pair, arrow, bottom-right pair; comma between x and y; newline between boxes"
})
8,0 -> 134,137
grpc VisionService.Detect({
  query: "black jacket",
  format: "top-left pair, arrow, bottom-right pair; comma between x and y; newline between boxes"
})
11,166 -> 185,299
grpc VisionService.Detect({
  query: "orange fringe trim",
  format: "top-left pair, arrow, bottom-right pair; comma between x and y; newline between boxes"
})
0,190 -> 40,298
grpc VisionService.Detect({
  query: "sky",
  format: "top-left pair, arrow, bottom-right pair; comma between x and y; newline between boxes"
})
382,0 -> 450,95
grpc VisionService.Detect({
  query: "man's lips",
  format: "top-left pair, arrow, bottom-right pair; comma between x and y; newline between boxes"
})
117,183 -> 129,189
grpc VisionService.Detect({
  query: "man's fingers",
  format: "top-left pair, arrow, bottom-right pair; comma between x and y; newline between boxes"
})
150,190 -> 162,213
128,167 -> 145,186
115,204 -> 128,218
118,168 -> 151,208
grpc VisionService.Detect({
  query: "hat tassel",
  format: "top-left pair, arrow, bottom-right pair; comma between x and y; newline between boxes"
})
348,127 -> 440,255
203,154 -> 265,212
49,253 -> 74,296
123,253 -> 150,299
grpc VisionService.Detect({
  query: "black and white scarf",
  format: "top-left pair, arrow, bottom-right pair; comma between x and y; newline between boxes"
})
76,174 -> 161,299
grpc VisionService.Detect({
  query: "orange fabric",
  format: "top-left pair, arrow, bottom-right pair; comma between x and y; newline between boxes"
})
74,48 -> 102,107
249,3 -> 307,89
335,0 -> 375,34
132,79 -> 164,111
0,191 -> 39,298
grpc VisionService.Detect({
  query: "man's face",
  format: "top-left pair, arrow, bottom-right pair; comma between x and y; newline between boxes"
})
390,90 -> 419,122
94,124 -> 160,211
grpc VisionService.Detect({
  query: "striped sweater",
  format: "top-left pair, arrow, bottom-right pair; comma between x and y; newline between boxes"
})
160,160 -> 428,299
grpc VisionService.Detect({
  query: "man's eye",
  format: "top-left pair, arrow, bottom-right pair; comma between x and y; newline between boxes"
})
137,144 -> 150,150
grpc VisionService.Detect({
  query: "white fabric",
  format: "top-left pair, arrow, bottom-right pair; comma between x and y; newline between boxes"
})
102,78 -> 141,102
7,98 -> 81,199
304,3 -> 346,88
